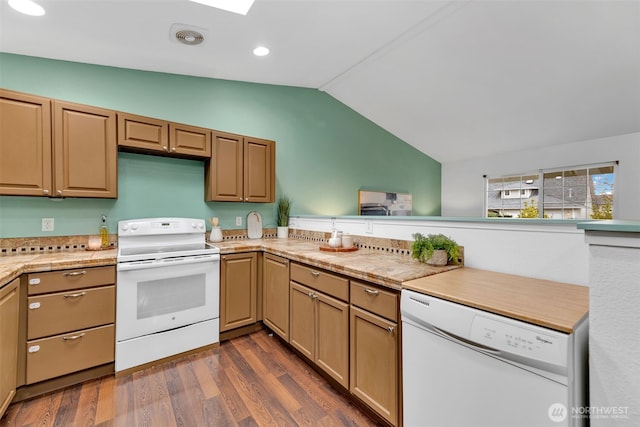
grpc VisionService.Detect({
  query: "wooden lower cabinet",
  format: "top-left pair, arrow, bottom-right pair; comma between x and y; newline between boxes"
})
290,282 -> 349,389
26,324 -> 114,384
0,278 -> 19,418
350,305 -> 399,426
262,253 -> 290,341
220,252 -> 258,332
289,282 -> 315,360
24,267 -> 116,386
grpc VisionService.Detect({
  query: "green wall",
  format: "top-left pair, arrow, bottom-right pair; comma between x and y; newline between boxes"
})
0,53 -> 441,238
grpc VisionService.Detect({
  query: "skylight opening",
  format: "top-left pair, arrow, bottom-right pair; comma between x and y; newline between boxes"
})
253,46 -> 270,57
188,0 -> 255,15
8,0 -> 45,16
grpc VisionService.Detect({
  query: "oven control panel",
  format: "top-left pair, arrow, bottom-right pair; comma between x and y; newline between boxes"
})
119,218 -> 205,235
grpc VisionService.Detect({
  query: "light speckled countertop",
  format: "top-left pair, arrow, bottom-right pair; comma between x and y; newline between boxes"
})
0,238 -> 460,291
215,238 -> 461,290
0,249 -> 117,288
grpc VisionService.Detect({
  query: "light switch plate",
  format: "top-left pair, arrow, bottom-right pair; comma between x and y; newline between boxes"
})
42,217 -> 54,232
236,216 -> 242,226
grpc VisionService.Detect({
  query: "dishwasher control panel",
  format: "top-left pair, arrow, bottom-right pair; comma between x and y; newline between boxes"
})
470,315 -> 567,365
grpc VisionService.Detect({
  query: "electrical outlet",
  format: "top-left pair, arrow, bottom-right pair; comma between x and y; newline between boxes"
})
236,216 -> 242,226
365,220 -> 373,234
42,218 -> 54,232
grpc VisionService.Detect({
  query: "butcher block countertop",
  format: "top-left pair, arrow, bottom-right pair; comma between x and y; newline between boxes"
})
402,267 -> 589,333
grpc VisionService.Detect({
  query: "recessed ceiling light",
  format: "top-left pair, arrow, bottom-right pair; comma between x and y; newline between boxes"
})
188,0 -> 255,15
253,46 -> 270,57
8,0 -> 45,16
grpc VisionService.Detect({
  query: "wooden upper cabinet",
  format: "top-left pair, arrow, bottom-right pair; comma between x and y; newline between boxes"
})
206,131 -> 244,201
0,89 -> 52,196
206,131 -> 275,202
117,113 -> 168,152
118,112 -> 211,158
170,123 -> 211,157
244,137 -> 275,202
53,101 -> 117,198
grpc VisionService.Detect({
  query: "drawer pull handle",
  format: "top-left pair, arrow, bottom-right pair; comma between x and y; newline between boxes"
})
63,271 -> 86,277
63,333 -> 85,341
308,292 -> 318,300
310,270 -> 320,277
63,292 -> 87,299
364,288 -> 379,296
386,326 -> 395,334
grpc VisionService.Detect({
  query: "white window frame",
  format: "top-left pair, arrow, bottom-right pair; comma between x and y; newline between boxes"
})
484,161 -> 617,220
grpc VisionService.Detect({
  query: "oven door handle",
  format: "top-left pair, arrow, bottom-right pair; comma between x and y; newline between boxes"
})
117,254 -> 220,271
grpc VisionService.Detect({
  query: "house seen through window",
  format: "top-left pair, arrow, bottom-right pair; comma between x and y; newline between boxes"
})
485,163 -> 616,219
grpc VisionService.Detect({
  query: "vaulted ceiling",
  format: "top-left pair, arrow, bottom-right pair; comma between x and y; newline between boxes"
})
1,0 -> 639,163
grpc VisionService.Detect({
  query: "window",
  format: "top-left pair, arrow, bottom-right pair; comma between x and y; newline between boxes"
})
485,163 -> 616,219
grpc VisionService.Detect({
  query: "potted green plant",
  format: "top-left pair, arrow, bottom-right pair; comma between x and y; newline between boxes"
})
411,233 -> 460,266
276,195 -> 292,238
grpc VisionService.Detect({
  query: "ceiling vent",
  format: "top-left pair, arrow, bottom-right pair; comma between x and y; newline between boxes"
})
170,23 -> 207,46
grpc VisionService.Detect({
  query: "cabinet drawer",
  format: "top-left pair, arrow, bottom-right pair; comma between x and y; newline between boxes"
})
27,266 -> 115,295
27,285 -> 115,340
290,262 -> 348,302
26,324 -> 114,384
350,281 -> 398,322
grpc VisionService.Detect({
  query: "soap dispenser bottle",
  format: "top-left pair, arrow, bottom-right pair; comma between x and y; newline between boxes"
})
100,214 -> 109,248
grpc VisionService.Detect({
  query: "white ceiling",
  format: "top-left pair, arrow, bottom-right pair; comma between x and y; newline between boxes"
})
1,0 -> 639,163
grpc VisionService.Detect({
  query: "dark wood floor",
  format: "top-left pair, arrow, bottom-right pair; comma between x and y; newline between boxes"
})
3,331 -> 382,426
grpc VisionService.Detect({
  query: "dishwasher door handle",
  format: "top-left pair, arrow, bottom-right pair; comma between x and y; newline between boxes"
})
432,325 -> 501,355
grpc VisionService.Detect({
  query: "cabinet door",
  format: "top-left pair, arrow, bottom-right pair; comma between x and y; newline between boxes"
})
170,123 -> 211,158
117,113 -> 169,152
206,131 -> 244,201
244,137 -> 275,202
289,282 -> 315,361
350,306 -> 399,426
262,253 -> 290,341
316,292 -> 349,388
0,279 -> 19,417
53,101 -> 117,198
0,90 -> 52,196
220,253 -> 257,332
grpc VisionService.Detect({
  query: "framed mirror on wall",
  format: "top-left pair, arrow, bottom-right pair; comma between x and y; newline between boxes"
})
358,190 -> 412,216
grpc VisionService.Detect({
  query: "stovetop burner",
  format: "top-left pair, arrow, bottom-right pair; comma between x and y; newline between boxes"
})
117,218 -> 220,263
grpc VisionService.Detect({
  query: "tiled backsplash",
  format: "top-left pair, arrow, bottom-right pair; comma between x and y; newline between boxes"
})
1,228 -> 461,262
0,235 -> 117,255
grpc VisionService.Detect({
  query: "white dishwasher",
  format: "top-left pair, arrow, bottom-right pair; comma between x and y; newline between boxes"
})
401,289 -> 588,427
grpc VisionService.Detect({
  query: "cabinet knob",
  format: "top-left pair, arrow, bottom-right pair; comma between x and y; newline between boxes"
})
163,146 -> 168,151
56,190 -> 63,196
387,326 -> 395,334
245,197 -> 249,201
171,147 -> 176,152
43,189 -> 49,195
